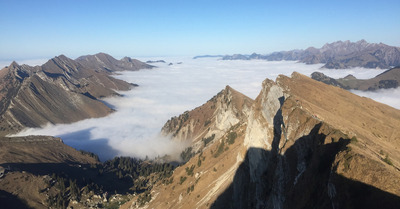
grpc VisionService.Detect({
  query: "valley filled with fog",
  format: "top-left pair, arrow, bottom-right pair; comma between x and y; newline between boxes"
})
13,58 -> 399,160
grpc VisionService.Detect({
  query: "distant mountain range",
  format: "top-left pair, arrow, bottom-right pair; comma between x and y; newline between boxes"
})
0,53 -> 153,136
312,66 -> 400,90
221,40 -> 400,69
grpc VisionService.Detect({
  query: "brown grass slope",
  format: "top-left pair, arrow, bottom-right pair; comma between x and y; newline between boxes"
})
124,72 -> 400,209
278,72 -> 400,197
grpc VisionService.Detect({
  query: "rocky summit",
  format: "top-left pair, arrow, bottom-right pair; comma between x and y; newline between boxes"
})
123,72 -> 400,209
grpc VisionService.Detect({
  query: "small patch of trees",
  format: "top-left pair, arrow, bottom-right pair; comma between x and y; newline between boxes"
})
185,165 -> 195,177
186,184 -> 195,194
202,134 -> 215,146
204,120 -> 211,127
350,136 -> 358,144
80,150 -> 100,161
227,132 -> 237,144
379,150 -> 394,166
179,176 -> 187,185
214,141 -> 226,158
103,156 -> 175,180
180,147 -> 195,162
137,191 -> 152,206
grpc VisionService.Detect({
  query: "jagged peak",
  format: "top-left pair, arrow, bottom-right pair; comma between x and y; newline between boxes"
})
259,72 -> 316,91
343,74 -> 357,79
162,84 -> 253,144
120,56 -> 144,65
40,54 -> 83,76
95,52 -> 110,56
258,78 -> 278,101
224,85 -> 233,93
322,41 -> 339,48
9,61 -> 19,69
305,46 -> 318,51
54,54 -> 69,60
46,55 -> 79,68
48,54 -> 76,65
322,39 -> 374,49
217,85 -> 253,106
261,77 -> 275,87
75,54 -> 91,61
75,52 -> 115,62
290,71 -> 305,79
357,39 -> 367,44
281,72 -> 319,86
260,73 -> 303,92
121,56 -> 133,62
94,52 -> 116,60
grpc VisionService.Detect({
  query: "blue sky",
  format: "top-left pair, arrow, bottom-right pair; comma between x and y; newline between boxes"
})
0,0 -> 399,60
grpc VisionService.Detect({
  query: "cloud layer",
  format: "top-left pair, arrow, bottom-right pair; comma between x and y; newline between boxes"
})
13,58 -> 397,160
351,88 -> 400,109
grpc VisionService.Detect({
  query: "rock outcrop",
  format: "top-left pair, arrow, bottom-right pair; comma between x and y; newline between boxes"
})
161,85 -> 253,153
124,72 -> 400,209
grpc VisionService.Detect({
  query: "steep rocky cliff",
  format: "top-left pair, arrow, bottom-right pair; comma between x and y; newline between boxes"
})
123,72 -> 400,209
0,54 -> 152,136
161,85 -> 253,153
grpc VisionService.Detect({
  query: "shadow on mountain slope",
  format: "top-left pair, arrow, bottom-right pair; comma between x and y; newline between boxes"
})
210,123 -> 400,209
0,162 -> 133,195
57,128 -> 119,161
0,190 -> 33,209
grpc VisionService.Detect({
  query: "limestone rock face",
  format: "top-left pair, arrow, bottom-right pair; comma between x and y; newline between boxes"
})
161,85 -> 253,152
126,72 -> 400,209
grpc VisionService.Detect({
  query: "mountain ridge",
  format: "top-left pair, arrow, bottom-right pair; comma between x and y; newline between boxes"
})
0,53 -> 153,136
221,40 -> 400,69
76,52 -> 154,73
311,66 -> 400,90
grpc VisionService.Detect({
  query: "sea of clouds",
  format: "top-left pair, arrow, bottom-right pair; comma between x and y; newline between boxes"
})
12,57 -> 399,161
